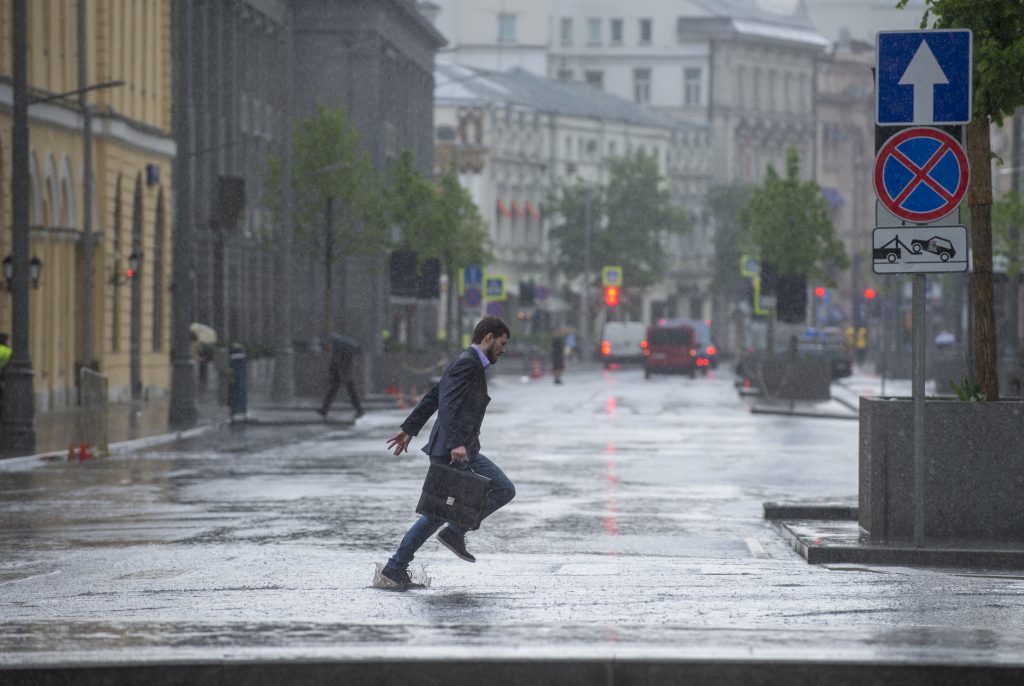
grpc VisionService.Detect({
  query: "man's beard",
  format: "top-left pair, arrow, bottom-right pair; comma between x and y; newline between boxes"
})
486,349 -> 499,364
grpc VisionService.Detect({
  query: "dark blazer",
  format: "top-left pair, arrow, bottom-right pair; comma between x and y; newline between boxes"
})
401,347 -> 490,459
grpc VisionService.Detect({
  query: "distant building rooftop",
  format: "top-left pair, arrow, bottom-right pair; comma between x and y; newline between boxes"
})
435,65 -> 706,131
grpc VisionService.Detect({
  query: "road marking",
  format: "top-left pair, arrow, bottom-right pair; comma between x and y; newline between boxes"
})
745,537 -> 769,559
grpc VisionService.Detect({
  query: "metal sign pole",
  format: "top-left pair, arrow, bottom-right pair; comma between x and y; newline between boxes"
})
912,273 -> 926,546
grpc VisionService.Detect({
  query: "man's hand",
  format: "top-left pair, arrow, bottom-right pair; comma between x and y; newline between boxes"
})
386,431 -> 413,456
450,445 -> 468,465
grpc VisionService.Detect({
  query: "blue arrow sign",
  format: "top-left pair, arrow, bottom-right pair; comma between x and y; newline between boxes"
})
876,30 -> 972,125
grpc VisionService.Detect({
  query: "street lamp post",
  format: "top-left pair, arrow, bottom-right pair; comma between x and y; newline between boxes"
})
169,0 -> 198,427
581,186 -> 593,363
271,8 -> 295,401
78,0 -> 96,373
1,0 -> 34,456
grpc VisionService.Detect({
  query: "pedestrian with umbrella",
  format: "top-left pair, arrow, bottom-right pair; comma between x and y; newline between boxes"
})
319,333 -> 364,420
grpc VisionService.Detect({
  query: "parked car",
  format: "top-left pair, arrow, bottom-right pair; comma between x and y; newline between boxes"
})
600,321 -> 646,367
910,236 -> 955,261
670,318 -> 718,372
643,322 -> 697,378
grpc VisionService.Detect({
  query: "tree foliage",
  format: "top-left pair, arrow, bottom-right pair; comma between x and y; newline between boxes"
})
740,146 -> 848,280
549,153 -> 691,289
898,0 -> 1024,399
429,170 -> 490,272
993,191 -> 1024,276
387,150 -> 436,259
265,102 -> 387,260
899,0 -> 1024,124
708,181 -> 753,295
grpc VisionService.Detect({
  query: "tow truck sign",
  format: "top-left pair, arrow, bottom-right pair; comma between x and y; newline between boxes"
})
872,225 -> 968,274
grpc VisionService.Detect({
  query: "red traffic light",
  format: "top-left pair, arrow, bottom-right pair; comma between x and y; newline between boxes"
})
864,287 -> 877,300
814,286 -> 826,298
126,268 -> 136,279
604,286 -> 619,307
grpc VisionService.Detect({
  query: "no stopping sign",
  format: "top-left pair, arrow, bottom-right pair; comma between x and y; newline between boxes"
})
873,127 -> 969,223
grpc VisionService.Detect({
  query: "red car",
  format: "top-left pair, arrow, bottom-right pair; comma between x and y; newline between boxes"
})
642,323 -> 697,378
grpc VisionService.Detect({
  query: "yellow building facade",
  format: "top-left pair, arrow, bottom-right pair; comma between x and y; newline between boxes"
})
0,0 -> 174,407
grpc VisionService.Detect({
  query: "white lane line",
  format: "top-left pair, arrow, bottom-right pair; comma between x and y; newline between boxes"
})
745,537 -> 770,559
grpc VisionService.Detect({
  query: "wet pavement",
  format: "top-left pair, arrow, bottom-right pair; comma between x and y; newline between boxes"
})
2,364 -> 1024,682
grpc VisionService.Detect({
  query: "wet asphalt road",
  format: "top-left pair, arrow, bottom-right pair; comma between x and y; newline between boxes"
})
2,365 -> 1023,670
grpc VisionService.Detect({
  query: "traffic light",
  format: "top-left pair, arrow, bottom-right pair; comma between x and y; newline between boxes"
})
520,281 -> 536,307
776,274 -> 807,324
604,286 -> 619,307
416,258 -> 440,299
389,250 -> 418,297
863,287 -> 876,300
814,285 -> 826,298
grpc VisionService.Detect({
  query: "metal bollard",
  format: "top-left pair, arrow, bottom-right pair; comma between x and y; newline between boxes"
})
228,343 -> 248,421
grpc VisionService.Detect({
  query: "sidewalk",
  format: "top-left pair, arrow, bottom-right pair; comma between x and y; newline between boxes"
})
22,387 -> 400,460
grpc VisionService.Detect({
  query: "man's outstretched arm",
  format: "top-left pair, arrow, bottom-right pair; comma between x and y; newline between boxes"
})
385,384 -> 439,455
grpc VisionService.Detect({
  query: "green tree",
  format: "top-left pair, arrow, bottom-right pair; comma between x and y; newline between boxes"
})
429,170 -> 490,346
899,0 -> 1024,399
265,102 -> 386,337
708,181 -> 754,298
387,150 -> 436,259
740,146 -> 848,331
993,191 -> 1024,277
549,153 -> 691,298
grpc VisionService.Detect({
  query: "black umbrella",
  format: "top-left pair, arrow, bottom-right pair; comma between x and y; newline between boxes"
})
328,333 -> 361,355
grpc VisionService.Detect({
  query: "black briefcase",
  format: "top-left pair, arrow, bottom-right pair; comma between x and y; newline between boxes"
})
416,463 -> 491,531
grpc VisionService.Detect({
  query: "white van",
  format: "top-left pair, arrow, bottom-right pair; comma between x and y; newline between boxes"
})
600,321 -> 646,367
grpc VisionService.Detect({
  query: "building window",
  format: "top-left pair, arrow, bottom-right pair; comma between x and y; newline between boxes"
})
610,18 -> 623,44
557,68 -> 573,81
676,17 -> 686,43
587,18 -> 601,46
633,68 -> 651,104
498,13 -> 517,43
111,175 -> 122,353
560,17 -> 573,46
684,67 -> 701,105
584,70 -> 604,89
639,18 -> 652,45
152,188 -> 165,351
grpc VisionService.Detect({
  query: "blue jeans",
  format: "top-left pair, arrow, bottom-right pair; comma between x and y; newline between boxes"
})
387,452 -> 515,570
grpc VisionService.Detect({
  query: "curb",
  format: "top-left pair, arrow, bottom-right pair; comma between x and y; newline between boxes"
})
0,422 -> 222,467
775,520 -> 1024,570
2,658 -> 1023,686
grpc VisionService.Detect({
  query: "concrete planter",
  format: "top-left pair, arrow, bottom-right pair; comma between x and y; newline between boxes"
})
859,397 -> 1024,544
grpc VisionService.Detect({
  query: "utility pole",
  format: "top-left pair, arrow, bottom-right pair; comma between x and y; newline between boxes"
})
271,8 -> 295,401
78,0 -> 96,374
0,0 -> 36,455
169,0 -> 197,428
581,187 -> 593,363
323,197 -> 334,340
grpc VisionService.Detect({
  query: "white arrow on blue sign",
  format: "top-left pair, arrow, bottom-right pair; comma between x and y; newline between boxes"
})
876,29 -> 972,126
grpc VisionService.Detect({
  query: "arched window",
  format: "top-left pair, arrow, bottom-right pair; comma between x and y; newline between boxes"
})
44,154 -> 59,227
130,174 -> 143,397
29,153 -> 41,225
112,175 -> 122,352
61,156 -> 75,227
152,188 -> 165,351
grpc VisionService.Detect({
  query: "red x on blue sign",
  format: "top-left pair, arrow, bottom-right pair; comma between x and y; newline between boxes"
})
873,127 -> 969,223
